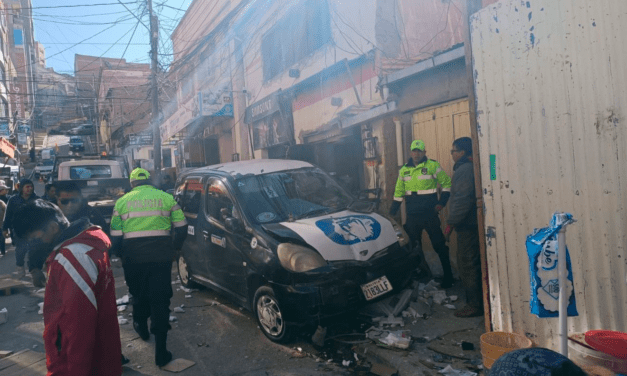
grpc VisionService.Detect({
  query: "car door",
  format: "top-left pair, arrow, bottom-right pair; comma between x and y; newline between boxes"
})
203,177 -> 249,298
175,176 -> 206,276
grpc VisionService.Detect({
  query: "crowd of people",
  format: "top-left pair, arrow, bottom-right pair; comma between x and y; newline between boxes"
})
2,170 -> 185,374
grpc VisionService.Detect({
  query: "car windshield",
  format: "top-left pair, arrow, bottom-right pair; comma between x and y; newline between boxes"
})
69,165 -> 112,179
234,167 -> 353,224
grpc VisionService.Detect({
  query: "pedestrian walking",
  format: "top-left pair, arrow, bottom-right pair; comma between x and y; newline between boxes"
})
28,181 -> 109,287
41,183 -> 57,203
2,178 -> 38,277
110,168 -> 187,367
55,181 -> 108,229
159,174 -> 175,192
0,182 -> 9,204
445,137 -> 484,317
389,139 -> 454,287
12,199 -> 122,376
0,182 -> 7,256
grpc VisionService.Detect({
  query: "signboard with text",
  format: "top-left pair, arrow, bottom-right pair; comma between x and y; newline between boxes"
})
0,122 -> 9,137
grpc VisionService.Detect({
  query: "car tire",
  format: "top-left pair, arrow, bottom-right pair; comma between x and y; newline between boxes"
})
253,286 -> 290,343
177,253 -> 196,288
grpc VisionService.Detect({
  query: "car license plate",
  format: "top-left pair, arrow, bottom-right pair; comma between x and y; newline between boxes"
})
361,276 -> 393,301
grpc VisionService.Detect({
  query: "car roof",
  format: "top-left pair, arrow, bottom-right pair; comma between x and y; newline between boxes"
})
184,159 -> 314,178
59,160 -> 119,166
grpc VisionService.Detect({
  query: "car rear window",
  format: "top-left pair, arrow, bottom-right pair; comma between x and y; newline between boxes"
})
69,165 -> 112,179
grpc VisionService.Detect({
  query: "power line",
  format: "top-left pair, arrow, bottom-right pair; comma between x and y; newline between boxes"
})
5,2 -> 139,11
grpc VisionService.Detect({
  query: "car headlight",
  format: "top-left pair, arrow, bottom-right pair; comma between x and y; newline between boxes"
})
387,217 -> 410,247
277,243 -> 327,272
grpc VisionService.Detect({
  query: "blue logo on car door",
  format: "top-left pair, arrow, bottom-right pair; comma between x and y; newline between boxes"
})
315,215 -> 381,245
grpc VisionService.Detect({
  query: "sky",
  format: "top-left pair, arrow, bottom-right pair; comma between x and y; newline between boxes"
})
31,0 -> 192,75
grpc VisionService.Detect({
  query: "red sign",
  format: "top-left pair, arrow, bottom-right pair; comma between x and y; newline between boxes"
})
0,137 -> 16,158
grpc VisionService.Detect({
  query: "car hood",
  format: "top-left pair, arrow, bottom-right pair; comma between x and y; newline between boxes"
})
264,210 -> 398,262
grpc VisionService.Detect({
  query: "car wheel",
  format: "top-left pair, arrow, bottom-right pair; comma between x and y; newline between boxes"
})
177,254 -> 195,288
254,286 -> 290,342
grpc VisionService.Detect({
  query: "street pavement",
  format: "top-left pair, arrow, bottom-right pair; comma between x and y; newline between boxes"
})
0,244 -> 351,376
3,171 -> 485,375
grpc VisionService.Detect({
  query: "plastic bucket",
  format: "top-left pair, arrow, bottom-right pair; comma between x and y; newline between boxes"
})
569,337 -> 627,374
480,332 -> 533,369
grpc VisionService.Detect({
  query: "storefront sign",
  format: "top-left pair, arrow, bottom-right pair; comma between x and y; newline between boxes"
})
17,124 -> 30,134
0,137 -> 15,158
246,93 -> 281,124
161,102 -> 193,141
193,84 -> 233,118
0,122 -> 9,137
17,133 -> 27,145
129,132 -> 153,146
246,92 -> 292,150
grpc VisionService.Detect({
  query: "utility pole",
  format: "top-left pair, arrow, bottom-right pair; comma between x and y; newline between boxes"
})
148,0 -> 162,179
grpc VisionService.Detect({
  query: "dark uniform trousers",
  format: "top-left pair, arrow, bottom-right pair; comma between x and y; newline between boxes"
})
456,228 -> 483,310
403,212 -> 453,279
123,261 -> 173,335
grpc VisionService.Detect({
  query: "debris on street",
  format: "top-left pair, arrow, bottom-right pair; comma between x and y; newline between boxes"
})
0,307 -> 7,324
173,306 -> 185,313
169,315 -> 177,322
38,302 -> 43,315
117,305 -> 126,312
117,315 -> 128,325
116,294 -> 129,305
438,365 -> 477,376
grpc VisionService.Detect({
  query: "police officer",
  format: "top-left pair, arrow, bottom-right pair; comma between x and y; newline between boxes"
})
389,140 -> 454,288
110,168 -> 187,367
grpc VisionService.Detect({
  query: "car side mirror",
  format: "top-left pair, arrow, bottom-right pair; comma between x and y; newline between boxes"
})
225,217 -> 243,232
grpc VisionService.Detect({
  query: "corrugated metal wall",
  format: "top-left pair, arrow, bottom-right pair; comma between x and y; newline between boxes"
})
412,100 -> 471,276
471,0 -> 627,348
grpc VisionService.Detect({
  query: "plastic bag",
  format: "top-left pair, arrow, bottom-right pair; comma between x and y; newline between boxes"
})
526,212 -> 578,318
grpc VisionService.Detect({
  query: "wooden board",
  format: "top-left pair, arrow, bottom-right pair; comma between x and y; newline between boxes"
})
161,358 -> 196,373
0,277 -> 27,296
0,350 -> 46,375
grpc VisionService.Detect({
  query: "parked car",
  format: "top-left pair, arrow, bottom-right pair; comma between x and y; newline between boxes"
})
69,136 -> 84,151
67,124 -> 94,135
47,128 -> 64,135
174,159 -> 418,342
33,159 -> 54,180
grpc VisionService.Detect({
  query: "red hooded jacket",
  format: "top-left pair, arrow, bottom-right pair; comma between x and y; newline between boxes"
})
43,224 -> 122,376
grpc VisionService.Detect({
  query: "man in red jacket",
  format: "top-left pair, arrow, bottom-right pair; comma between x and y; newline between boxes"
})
12,199 -> 122,376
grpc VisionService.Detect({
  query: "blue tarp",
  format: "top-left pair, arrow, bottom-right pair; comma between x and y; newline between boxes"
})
526,213 -> 578,318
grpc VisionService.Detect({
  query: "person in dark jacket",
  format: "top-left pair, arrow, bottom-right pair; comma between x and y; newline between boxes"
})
55,181 -> 108,229
159,174 -> 175,192
41,183 -> 57,203
27,181 -> 109,286
445,137 -> 483,317
3,178 -> 38,277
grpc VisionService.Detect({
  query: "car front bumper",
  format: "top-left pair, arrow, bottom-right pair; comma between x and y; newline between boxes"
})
269,243 -> 419,324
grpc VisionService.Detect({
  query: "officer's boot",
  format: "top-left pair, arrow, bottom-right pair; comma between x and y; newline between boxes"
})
440,255 -> 454,289
155,332 -> 173,367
